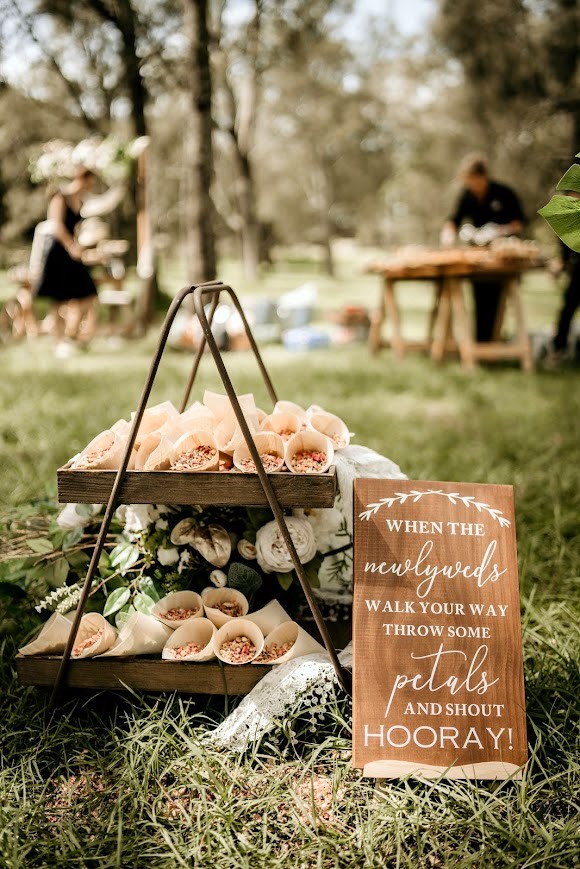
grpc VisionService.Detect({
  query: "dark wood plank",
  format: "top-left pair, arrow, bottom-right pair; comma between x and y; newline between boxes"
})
57,464 -> 337,507
16,654 -> 271,695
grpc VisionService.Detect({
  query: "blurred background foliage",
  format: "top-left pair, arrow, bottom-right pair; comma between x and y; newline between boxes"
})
0,0 -> 577,283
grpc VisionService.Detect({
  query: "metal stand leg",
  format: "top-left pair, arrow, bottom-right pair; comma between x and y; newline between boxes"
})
47,281 -> 351,718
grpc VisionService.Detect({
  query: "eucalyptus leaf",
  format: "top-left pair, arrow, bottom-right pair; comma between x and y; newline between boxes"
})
276,571 -> 294,591
115,604 -> 136,630
27,538 -> 54,555
138,576 -> 161,602
53,558 -> 69,587
133,592 -> 156,614
103,586 -> 131,617
538,194 -> 580,253
63,528 -> 83,549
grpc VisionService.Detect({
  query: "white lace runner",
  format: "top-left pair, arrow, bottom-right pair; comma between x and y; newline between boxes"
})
206,644 -> 353,751
206,447 -> 403,751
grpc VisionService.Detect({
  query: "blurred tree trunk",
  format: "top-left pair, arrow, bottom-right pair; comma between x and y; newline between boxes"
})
214,1 -> 261,280
184,0 -> 216,284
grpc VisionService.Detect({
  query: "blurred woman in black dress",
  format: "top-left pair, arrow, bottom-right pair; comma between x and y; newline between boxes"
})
35,166 -> 99,351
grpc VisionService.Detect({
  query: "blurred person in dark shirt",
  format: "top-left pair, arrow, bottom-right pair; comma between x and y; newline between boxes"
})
441,155 -> 525,342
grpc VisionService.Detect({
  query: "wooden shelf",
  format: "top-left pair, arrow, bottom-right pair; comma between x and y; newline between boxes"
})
57,463 -> 337,507
16,654 -> 271,695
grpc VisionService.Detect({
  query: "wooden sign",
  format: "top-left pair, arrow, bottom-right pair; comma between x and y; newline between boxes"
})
353,480 -> 527,779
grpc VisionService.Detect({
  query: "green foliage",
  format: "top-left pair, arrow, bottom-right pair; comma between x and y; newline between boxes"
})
227,562 -> 263,602
539,154 -> 580,252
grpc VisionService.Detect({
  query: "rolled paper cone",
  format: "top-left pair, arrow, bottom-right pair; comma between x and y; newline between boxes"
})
131,401 -> 179,449
170,430 -> 219,471
98,612 -> 172,657
309,411 -> 350,450
201,587 -> 249,628
134,432 -> 162,470
255,407 -> 268,425
111,418 -> 130,436
212,618 -> 264,665
245,599 -> 291,635
19,611 -> 75,656
259,412 -> 302,442
72,429 -> 125,470
143,435 -> 174,471
305,404 -> 326,417
215,419 -> 258,456
162,617 -> 217,662
233,432 -> 284,474
72,613 -> 117,658
273,400 -> 307,419
218,452 -> 233,471
284,430 -> 334,474
253,621 -> 327,665
152,591 -> 204,628
180,403 -> 217,427
203,391 -> 257,424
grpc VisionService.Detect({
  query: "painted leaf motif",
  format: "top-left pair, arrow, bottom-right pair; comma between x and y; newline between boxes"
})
190,523 -> 231,567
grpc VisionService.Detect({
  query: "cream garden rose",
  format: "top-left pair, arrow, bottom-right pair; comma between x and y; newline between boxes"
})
255,517 -> 317,574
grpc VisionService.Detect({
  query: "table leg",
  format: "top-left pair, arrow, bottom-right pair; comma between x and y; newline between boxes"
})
431,281 -> 452,362
369,279 -> 386,355
491,283 -> 508,342
449,277 -> 475,371
508,277 -> 533,372
383,278 -> 405,359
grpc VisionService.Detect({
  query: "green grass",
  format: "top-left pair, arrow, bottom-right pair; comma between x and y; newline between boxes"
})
0,269 -> 579,867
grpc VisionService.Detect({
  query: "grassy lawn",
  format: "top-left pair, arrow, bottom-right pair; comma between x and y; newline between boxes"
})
0,266 -> 579,866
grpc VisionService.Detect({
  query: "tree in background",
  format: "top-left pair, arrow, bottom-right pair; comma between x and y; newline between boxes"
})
184,0 -> 216,284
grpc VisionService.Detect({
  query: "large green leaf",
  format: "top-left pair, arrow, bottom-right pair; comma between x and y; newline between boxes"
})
556,164 -> 580,194
103,586 -> 131,617
27,538 -> 53,554
538,194 -> 580,253
133,592 -> 156,614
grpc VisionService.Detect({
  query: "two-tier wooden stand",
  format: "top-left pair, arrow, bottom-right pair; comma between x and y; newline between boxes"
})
17,282 -> 351,716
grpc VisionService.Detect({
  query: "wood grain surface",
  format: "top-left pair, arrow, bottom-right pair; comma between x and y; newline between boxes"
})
16,655 -> 271,695
57,464 -> 337,507
353,480 -> 527,779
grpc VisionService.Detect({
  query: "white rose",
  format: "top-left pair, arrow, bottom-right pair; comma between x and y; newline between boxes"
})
255,517 -> 317,574
292,507 -> 344,552
237,539 -> 257,560
157,546 -> 179,566
210,569 -> 228,587
124,504 -> 159,533
57,503 -> 99,530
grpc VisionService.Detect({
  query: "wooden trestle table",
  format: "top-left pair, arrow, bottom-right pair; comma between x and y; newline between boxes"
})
368,259 -> 538,371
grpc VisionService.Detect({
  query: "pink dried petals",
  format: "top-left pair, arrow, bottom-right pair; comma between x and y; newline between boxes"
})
290,449 -> 327,473
219,635 -> 256,663
158,607 -> 198,621
239,453 -> 284,473
167,641 -> 202,659
214,601 -> 243,618
171,445 -> 217,471
72,628 -> 104,657
254,640 -> 295,663
278,428 -> 296,441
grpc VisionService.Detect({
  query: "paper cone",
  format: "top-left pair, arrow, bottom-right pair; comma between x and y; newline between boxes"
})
162,617 -> 216,661
131,401 -> 179,447
170,431 -> 219,471
252,621 -> 327,665
152,591 -> 203,628
213,618 -> 264,664
134,432 -> 162,470
245,600 -> 291,635
72,429 -> 125,470
19,611 -> 75,656
255,407 -> 268,425
98,612 -> 172,657
284,431 -> 334,474
233,432 -> 284,474
144,435 -> 174,471
259,412 -> 302,442
308,411 -> 350,450
201,587 -> 249,627
72,613 -> 117,658
273,400 -> 306,419
203,391 -> 256,424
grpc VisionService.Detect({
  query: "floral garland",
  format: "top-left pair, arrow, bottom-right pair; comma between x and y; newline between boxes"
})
29,136 -> 134,185
26,499 -> 353,629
